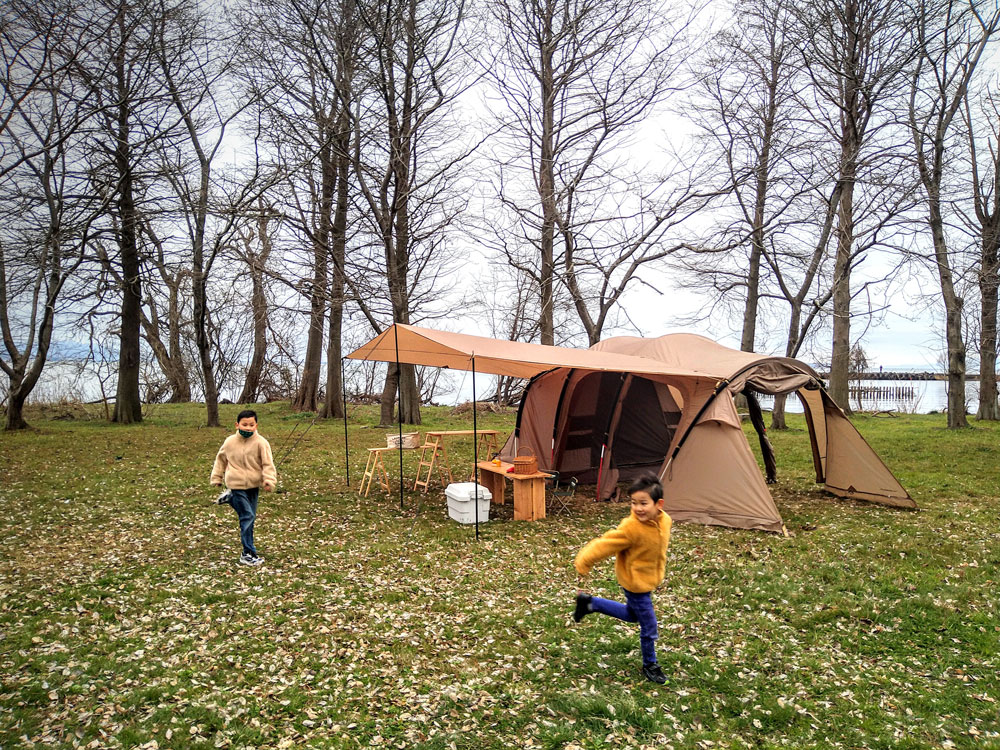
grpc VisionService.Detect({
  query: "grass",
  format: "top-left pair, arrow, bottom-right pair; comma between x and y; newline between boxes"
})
0,402 -> 998,749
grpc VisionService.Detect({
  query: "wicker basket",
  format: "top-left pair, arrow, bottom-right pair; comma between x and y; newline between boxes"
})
512,446 -> 538,475
386,431 -> 420,449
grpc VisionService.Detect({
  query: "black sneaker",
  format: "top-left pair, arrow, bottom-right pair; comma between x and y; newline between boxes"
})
573,593 -> 592,622
642,662 -> 666,684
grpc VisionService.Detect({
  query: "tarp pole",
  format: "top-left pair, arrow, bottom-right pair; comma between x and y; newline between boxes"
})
342,358 -> 350,487
472,354 -> 480,541
394,324 -> 404,510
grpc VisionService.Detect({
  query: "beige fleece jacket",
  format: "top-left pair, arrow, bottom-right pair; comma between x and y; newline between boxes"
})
210,432 -> 277,490
574,510 -> 671,593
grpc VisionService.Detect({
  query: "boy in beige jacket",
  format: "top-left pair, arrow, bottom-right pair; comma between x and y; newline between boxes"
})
211,409 -> 277,566
573,473 -> 671,683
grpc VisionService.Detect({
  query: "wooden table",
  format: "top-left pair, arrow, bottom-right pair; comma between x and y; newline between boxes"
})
413,430 -> 501,492
476,460 -> 549,521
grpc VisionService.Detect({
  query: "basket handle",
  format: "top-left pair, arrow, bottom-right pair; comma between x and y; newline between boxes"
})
516,446 -> 534,457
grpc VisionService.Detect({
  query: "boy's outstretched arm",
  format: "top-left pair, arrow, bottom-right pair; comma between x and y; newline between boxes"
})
574,525 -> 632,577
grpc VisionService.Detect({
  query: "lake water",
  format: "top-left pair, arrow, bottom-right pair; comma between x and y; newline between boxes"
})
755,379 -> 983,415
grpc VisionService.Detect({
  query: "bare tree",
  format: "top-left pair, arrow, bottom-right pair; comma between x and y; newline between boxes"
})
82,0 -> 180,425
963,76 -> 1000,419
475,260 -> 540,404
907,0 -> 999,428
152,0 -> 267,426
793,0 -> 919,412
349,0 -> 476,425
235,202 -> 277,404
689,0 -> 820,354
484,0 -> 703,346
93,214 -> 194,403
0,0 -> 112,429
240,0 -> 362,417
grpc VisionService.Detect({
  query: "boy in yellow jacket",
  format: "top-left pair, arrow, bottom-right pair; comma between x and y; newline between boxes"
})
211,409 -> 277,566
573,473 -> 672,683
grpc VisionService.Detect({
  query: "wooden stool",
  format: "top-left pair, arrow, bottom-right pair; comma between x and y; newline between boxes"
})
413,430 -> 503,492
360,448 -> 392,497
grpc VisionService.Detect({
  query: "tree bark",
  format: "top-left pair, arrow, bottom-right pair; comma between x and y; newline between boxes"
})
828,156 -> 856,415
320,124 -> 349,420
976,223 -> 999,420
379,364 -> 398,426
5,389 -> 29,430
111,20 -> 143,425
292,141 -> 333,413
929,200 -> 969,428
238,211 -> 272,404
537,1 -> 556,346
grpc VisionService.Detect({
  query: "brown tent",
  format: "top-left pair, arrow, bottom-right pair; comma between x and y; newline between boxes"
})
348,324 -> 915,532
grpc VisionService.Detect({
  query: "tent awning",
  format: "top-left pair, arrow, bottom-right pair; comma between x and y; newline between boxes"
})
347,324 -> 711,380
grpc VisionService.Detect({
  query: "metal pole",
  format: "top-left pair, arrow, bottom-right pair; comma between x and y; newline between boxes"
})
393,324 -> 404,510
342,358 -> 350,487
472,354 -> 479,541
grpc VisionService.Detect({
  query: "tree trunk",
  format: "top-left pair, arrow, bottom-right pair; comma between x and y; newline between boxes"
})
977,228 -> 999,419
397,363 -> 420,423
293,144 -> 333,413
741,94 -> 774,354
238,246 -> 269,405
538,5 -> 556,346
165,279 -> 191,402
770,393 -> 787,430
741,235 -> 762,353
379,365 -> 398,426
321,132 -> 349,420
926,196 -> 969,427
828,176 -> 855,415
5,378 -> 29,430
110,18 -> 142,425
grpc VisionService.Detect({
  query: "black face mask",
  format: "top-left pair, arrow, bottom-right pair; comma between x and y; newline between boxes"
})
238,429 -> 255,439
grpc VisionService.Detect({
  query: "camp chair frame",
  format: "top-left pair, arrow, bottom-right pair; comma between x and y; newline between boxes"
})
543,470 -> 577,515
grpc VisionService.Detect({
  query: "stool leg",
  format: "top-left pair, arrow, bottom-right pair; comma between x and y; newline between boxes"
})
361,452 -> 376,497
375,451 -> 391,494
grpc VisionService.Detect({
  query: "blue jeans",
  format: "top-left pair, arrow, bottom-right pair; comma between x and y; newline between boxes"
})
227,488 -> 260,557
589,589 -> 659,666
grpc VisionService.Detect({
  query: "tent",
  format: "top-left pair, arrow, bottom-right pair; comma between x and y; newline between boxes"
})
348,324 -> 915,532
501,332 -> 915,531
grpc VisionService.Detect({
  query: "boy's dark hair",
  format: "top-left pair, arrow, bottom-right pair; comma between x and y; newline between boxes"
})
236,409 -> 258,422
628,472 -> 663,502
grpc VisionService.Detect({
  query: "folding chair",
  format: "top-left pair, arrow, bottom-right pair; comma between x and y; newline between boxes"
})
543,470 -> 577,515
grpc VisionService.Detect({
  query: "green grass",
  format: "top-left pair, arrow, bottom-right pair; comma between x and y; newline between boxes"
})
1,403 -> 999,749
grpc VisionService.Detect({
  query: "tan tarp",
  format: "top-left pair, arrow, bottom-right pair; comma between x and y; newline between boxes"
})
348,324 -> 915,531
347,324 -> 706,380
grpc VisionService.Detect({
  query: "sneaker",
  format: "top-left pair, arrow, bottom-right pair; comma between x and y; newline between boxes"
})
642,662 -> 666,684
238,553 -> 259,566
573,593 -> 592,623
216,488 -> 232,505
248,555 -> 264,567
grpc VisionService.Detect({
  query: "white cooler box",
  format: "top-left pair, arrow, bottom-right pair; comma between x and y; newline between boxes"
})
445,482 -> 492,524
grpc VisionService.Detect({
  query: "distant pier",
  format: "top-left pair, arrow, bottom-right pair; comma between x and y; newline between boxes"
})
817,371 -> 981,381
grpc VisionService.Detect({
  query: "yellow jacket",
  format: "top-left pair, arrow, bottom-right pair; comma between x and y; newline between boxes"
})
574,510 -> 671,593
211,432 -> 277,490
